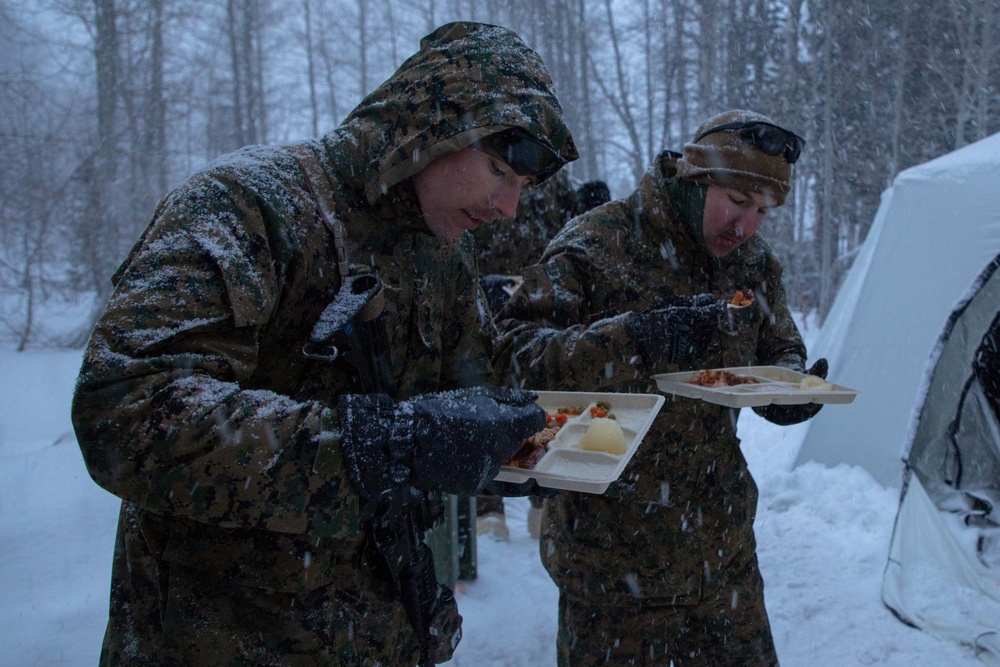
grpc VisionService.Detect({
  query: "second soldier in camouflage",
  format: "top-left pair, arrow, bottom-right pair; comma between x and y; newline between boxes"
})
494,110 -> 825,666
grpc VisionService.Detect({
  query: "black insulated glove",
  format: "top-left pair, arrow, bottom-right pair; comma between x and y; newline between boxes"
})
754,358 -> 830,425
339,386 -> 546,499
627,296 -> 726,369
480,478 -> 560,499
480,274 -> 518,315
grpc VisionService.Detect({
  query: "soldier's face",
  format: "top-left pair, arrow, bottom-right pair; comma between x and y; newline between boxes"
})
413,147 -> 531,240
701,185 -> 775,257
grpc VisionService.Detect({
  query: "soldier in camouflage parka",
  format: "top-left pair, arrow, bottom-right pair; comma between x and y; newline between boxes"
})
71,22 -> 576,666
473,170 -> 612,279
494,111 -> 819,666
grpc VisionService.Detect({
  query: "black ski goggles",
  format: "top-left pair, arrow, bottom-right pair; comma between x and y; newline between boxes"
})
693,121 -> 805,164
477,128 -> 566,184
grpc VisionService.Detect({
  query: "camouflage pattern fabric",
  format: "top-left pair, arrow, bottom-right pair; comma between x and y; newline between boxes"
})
494,150 -> 806,666
473,171 -> 612,277
556,550 -> 777,666
345,24 -> 577,204
72,21 -> 575,666
472,170 -> 579,276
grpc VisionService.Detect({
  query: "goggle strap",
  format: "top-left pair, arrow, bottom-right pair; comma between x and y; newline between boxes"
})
693,121 -> 804,164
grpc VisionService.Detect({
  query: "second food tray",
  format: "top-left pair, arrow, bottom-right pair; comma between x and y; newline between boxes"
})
653,365 -> 858,408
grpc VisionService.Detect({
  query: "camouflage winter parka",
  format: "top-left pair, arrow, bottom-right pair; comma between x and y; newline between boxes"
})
494,150 -> 805,606
472,170 -> 579,276
72,22 -> 576,666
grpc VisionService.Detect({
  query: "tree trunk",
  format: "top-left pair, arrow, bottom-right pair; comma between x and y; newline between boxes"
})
148,0 -> 168,196
596,0 -> 645,181
226,0 -> 247,147
576,0 -> 600,180
888,5 -> 909,186
90,0 -> 120,301
358,0 -> 369,99
818,15 -> 835,322
304,0 -> 320,137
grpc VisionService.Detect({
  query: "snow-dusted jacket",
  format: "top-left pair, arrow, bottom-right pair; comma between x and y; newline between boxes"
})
494,150 -> 805,606
72,21 -> 576,665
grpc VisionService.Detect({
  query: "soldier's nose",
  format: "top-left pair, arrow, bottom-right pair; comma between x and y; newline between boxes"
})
492,184 -> 522,219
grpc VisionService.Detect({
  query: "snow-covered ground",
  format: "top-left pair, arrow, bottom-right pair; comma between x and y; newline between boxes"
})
0,313 -> 985,665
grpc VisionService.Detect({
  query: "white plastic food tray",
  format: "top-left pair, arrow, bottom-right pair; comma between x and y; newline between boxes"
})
653,365 -> 858,408
494,390 -> 665,494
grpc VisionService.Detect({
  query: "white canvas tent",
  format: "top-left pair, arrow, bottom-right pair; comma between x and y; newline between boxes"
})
794,132 -> 1000,488
882,253 -> 1000,663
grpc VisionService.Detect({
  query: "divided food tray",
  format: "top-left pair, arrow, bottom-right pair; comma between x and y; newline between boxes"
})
494,391 -> 664,494
653,365 -> 858,408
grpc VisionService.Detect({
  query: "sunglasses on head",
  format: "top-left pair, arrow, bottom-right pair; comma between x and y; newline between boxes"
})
693,121 -> 805,164
477,128 -> 566,184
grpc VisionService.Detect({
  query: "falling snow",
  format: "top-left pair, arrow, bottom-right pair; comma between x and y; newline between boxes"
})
0,309 -> 984,666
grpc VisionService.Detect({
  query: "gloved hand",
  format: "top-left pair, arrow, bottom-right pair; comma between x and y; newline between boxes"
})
753,359 -> 830,425
480,274 -> 518,315
627,295 -> 726,368
480,478 -> 559,499
338,386 -> 546,499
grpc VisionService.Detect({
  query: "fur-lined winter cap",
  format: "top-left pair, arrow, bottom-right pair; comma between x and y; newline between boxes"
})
675,109 -> 803,206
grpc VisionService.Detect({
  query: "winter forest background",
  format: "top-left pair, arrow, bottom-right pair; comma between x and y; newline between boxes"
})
2,0 -> 999,350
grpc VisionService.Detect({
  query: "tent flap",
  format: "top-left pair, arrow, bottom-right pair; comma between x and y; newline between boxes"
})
883,476 -> 1000,666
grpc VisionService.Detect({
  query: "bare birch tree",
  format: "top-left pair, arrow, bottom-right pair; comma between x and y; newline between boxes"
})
4,0 -> 1000,344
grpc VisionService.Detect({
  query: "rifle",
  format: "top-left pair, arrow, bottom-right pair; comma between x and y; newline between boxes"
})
304,272 -> 462,666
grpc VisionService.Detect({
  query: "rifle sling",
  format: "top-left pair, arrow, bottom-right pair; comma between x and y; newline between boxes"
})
288,144 -> 350,282
292,146 -> 440,664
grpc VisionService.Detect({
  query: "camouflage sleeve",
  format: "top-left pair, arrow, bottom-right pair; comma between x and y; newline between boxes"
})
754,249 -> 807,369
71,172 -> 353,538
493,229 -> 642,393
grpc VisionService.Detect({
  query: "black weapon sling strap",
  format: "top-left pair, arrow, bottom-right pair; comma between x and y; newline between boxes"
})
289,143 -> 447,666
288,144 -> 350,284
290,144 -> 388,352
